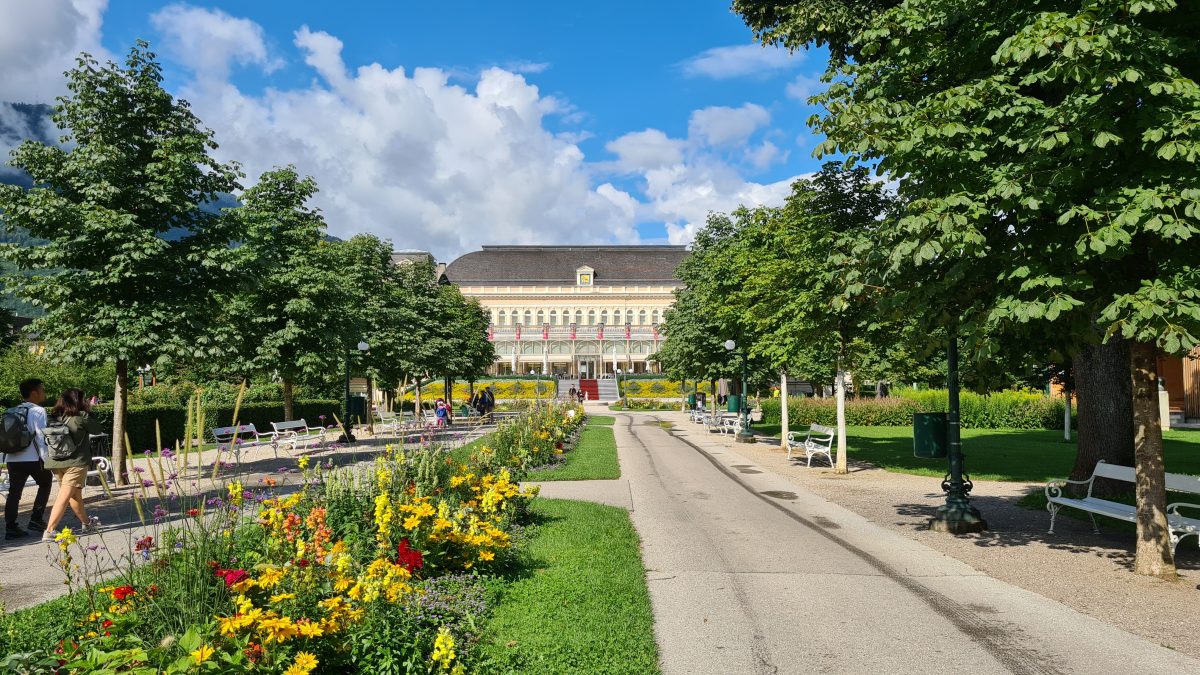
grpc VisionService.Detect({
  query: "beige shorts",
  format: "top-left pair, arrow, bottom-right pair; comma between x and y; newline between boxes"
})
54,466 -> 88,489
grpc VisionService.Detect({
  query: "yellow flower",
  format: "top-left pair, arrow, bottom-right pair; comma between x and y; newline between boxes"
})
54,527 -> 77,547
297,621 -> 324,638
479,550 -> 495,562
430,627 -> 456,669
402,515 -> 421,530
257,565 -> 285,589
297,456 -> 310,470
191,644 -> 214,665
282,651 -> 318,675
269,592 -> 296,603
227,481 -> 243,507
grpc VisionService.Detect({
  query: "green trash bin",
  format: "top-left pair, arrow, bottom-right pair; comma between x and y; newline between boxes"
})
727,394 -> 742,414
687,393 -> 696,408
913,412 -> 948,458
346,396 -> 367,425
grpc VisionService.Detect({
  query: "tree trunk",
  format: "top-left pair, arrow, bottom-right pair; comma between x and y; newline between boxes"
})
112,360 -> 130,485
414,377 -> 423,424
1062,391 -> 1071,442
282,378 -> 295,422
1072,338 -> 1135,496
779,370 -> 790,451
367,376 -> 375,433
835,365 -> 848,475
1129,340 -> 1176,578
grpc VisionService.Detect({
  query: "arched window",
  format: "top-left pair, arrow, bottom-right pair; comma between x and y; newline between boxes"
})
587,309 -> 596,325
498,311 -> 507,326
550,310 -> 558,326
575,309 -> 583,325
638,310 -> 647,325
626,310 -> 634,325
652,309 -> 661,324
600,310 -> 609,325
536,310 -> 545,325
524,310 -> 532,326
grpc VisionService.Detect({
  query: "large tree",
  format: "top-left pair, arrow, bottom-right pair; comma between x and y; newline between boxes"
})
777,0 -> 1200,576
227,166 -> 345,420
741,163 -> 894,472
0,42 -> 242,483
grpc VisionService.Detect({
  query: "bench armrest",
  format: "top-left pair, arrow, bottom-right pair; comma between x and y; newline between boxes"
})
1167,502 -> 1200,516
1045,477 -> 1093,500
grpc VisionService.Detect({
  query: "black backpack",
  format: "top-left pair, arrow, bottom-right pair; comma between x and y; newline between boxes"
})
43,417 -> 78,462
0,405 -> 33,455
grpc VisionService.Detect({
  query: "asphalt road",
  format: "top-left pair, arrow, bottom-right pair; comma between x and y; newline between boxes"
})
609,412 -> 1198,675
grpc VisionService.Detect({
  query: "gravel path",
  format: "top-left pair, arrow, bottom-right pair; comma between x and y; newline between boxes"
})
657,411 -> 1200,659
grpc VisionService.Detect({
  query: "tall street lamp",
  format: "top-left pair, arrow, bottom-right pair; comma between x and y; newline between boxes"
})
338,340 -> 369,444
615,368 -> 624,408
929,330 -> 987,533
724,340 -> 755,444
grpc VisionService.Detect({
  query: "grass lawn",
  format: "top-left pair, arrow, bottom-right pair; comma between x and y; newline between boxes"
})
476,499 -> 659,674
753,423 -> 1200,483
588,415 -> 615,426
527,423 -> 620,481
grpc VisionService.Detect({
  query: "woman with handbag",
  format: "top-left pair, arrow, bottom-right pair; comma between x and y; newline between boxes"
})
40,388 -> 103,541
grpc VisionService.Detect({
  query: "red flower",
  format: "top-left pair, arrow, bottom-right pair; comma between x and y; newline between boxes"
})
213,567 -> 249,588
186,508 -> 199,517
101,619 -> 114,629
296,558 -> 310,568
244,643 -> 264,664
396,538 -> 424,573
134,536 -> 153,553
111,585 -> 136,600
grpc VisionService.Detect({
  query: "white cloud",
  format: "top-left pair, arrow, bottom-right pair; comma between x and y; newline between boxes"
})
0,0 -> 109,103
688,103 -> 770,147
605,129 -> 685,172
168,22 -> 638,256
151,4 -> 282,81
745,140 -> 786,170
503,60 -> 550,75
785,73 -> 823,101
680,44 -> 798,80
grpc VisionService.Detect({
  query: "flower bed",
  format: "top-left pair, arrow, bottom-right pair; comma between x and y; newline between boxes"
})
1,402 -> 587,674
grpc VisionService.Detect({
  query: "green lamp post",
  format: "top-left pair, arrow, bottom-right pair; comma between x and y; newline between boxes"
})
929,331 -> 987,533
337,340 -> 369,444
725,339 -> 755,443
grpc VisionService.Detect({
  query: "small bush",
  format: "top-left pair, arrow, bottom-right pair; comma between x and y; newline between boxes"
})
760,390 -> 1071,430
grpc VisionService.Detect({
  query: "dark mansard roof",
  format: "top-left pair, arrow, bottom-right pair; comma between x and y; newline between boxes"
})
443,245 -> 688,285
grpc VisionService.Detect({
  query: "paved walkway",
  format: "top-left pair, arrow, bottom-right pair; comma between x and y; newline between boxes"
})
552,411 -> 1198,674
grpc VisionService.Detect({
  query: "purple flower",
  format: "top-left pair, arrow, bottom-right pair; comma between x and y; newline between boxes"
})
143,449 -> 153,456
152,504 -> 168,524
132,467 -> 146,474
206,497 -> 224,508
168,472 -> 178,480
161,448 -> 175,459
141,479 -> 153,488
86,543 -> 100,552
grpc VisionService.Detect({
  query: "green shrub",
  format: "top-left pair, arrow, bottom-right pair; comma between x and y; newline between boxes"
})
89,399 -> 341,452
760,390 -> 1071,430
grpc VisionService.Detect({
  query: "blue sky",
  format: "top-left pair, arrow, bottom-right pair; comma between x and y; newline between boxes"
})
0,1 -> 830,259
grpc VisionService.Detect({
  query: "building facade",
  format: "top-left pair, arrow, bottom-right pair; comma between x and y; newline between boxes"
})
441,245 -> 688,377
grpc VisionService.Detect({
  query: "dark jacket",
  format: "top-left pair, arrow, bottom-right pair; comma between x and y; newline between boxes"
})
42,412 -> 103,470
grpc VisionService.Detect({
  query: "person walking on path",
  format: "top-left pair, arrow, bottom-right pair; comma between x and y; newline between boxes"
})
3,378 -> 51,540
40,388 -> 102,541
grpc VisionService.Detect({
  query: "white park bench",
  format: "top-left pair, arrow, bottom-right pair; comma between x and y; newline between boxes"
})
271,419 -> 327,452
1045,460 -> 1200,553
719,417 -> 741,435
786,424 -> 836,467
374,410 -> 406,437
212,423 -> 277,461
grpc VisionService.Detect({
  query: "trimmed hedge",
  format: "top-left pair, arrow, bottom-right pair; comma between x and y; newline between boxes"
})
760,390 -> 1071,430
89,399 -> 341,452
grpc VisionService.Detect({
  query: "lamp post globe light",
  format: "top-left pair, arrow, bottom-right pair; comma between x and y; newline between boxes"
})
724,340 -> 755,444
616,368 -> 624,408
338,340 -> 369,444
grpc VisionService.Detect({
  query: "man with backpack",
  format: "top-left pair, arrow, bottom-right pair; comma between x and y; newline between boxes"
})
2,378 -> 51,540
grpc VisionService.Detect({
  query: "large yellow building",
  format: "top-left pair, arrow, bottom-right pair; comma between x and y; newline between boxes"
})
440,245 -> 688,377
